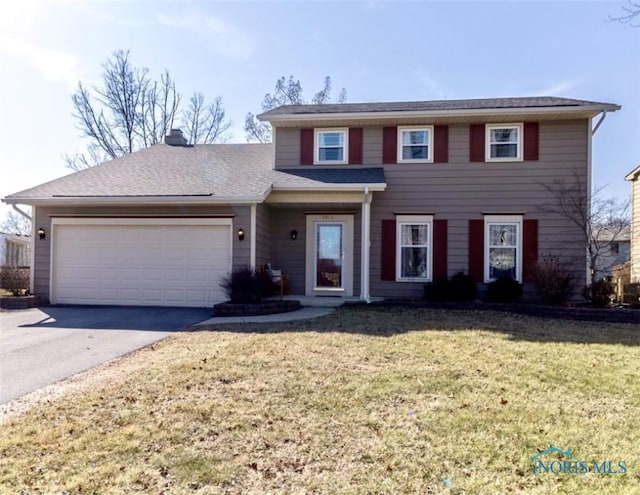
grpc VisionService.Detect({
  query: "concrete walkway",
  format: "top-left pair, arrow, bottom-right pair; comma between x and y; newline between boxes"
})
195,306 -> 335,326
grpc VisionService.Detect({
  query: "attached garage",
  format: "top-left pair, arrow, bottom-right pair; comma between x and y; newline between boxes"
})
51,218 -> 232,308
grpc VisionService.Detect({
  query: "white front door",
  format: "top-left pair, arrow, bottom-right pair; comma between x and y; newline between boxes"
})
306,214 -> 353,296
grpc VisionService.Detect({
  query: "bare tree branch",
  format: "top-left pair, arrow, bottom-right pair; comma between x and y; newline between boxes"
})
244,75 -> 347,143
1,210 -> 32,236
538,171 -> 630,281
68,50 -> 228,170
609,1 -> 640,26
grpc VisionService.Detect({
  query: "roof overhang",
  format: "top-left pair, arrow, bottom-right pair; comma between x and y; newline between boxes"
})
260,104 -> 621,127
625,165 -> 640,181
272,182 -> 386,192
1,194 -> 269,207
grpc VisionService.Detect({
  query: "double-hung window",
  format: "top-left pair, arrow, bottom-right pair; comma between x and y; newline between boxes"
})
315,128 -> 348,164
398,126 -> 433,163
486,124 -> 522,161
396,215 -> 433,281
484,215 -> 523,282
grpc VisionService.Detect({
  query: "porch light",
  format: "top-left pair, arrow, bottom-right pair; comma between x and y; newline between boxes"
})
237,228 -> 245,241
290,229 -> 298,241
37,227 -> 46,240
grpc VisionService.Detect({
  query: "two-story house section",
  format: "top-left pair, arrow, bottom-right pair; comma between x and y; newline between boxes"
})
258,97 -> 620,300
2,97 -> 619,307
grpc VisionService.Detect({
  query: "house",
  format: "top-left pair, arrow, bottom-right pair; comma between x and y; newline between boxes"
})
593,224 -> 631,278
1,96 -> 620,308
0,231 -> 30,267
626,165 -> 640,283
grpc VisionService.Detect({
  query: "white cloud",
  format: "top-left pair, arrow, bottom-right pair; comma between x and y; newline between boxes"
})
156,12 -> 254,60
0,34 -> 81,90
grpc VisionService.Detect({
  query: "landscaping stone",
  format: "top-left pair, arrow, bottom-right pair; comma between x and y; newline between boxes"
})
213,300 -> 301,317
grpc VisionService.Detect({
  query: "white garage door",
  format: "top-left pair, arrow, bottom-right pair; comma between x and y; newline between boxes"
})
51,219 -> 232,307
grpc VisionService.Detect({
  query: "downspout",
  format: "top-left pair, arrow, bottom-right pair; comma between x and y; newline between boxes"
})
11,204 -> 32,221
361,187 -> 372,303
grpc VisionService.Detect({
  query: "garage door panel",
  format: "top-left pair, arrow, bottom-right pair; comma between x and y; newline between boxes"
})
53,223 -> 231,307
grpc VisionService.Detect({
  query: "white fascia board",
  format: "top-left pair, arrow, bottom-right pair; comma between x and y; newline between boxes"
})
2,195 -> 268,206
261,104 -> 621,123
625,165 -> 640,181
272,182 -> 387,192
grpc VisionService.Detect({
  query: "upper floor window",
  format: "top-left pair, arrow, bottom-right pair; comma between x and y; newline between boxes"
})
396,215 -> 433,281
484,215 -> 523,282
397,126 -> 433,163
486,124 -> 523,162
315,128 -> 348,164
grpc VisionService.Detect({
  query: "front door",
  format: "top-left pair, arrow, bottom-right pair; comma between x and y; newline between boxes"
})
306,214 -> 354,296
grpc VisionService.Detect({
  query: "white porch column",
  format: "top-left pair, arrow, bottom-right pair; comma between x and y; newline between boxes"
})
360,188 -> 372,302
250,203 -> 257,269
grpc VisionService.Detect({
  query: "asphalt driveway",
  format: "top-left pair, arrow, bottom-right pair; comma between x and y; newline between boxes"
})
0,306 -> 211,404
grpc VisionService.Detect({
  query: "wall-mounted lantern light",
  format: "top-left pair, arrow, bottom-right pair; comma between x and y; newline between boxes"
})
237,228 -> 245,241
290,229 -> 298,241
37,227 -> 46,240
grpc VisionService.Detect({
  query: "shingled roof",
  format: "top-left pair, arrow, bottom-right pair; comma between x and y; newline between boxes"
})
259,96 -> 619,119
3,144 -> 386,204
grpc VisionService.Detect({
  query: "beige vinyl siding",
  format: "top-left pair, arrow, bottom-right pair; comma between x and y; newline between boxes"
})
631,179 -> 640,282
33,205 -> 250,303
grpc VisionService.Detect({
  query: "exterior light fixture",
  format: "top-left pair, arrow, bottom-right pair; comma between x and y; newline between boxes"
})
37,227 -> 46,240
237,228 -> 245,241
290,229 -> 298,240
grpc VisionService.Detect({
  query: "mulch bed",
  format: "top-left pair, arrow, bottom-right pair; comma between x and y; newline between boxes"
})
213,299 -> 301,317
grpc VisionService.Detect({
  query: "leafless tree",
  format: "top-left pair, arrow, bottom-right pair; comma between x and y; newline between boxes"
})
538,171 -> 630,281
67,50 -> 230,170
1,209 -> 32,236
182,93 -> 232,145
610,1 -> 640,26
244,75 -> 347,143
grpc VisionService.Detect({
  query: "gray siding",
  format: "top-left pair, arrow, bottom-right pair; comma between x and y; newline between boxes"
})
33,204 -> 249,302
269,207 -> 362,296
274,120 -> 591,299
255,203 -> 271,268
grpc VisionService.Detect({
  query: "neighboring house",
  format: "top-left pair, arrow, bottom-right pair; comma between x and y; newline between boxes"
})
626,165 -> 640,283
1,96 -> 620,308
0,232 -> 30,267
593,225 -> 631,278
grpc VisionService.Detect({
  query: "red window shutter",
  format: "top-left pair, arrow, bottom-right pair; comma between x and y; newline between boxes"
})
383,127 -> 397,164
433,220 -> 448,280
433,125 -> 449,163
468,219 -> 484,282
469,124 -> 485,162
381,219 -> 397,281
523,122 -> 539,161
300,128 -> 314,165
522,219 -> 539,282
349,128 -> 363,164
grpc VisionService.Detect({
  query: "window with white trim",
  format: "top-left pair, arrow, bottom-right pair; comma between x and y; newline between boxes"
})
396,215 -> 433,281
315,128 -> 348,164
398,126 -> 433,163
486,124 -> 522,161
484,215 -> 523,282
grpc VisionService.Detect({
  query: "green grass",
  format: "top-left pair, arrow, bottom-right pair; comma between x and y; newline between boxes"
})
1,306 -> 639,494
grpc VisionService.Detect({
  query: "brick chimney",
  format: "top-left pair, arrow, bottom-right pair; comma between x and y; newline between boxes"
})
164,128 -> 188,146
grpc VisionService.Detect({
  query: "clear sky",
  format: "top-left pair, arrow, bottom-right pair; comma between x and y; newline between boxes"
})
1,0 -> 638,221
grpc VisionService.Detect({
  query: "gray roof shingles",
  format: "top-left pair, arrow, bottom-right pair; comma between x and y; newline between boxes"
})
4,144 -> 386,201
5,144 -> 276,200
259,96 -> 618,118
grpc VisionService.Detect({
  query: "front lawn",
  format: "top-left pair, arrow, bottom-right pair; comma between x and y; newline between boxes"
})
1,307 -> 638,494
